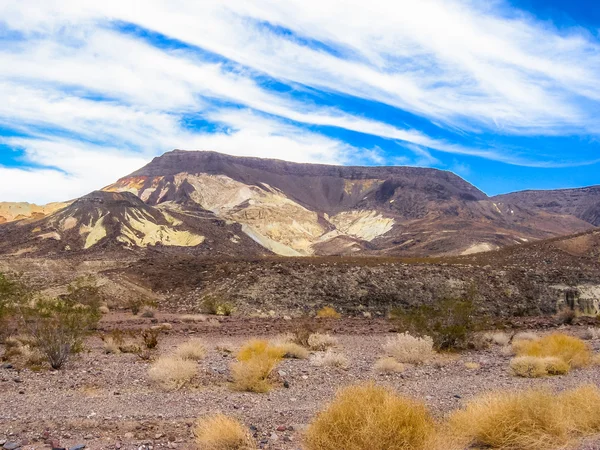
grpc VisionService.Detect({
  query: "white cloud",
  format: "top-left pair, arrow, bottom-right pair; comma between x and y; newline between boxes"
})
1,0 -> 600,203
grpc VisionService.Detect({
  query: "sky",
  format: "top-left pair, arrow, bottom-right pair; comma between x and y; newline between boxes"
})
1,0 -> 600,203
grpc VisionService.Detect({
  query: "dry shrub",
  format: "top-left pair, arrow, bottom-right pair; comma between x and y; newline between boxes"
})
374,357 -> 405,374
195,413 -> 256,450
513,331 -> 539,342
447,385 -> 600,450
561,385 -> 600,435
231,339 -> 284,393
316,306 -> 341,319
311,350 -> 349,369
237,339 -> 285,362
483,331 -> 511,346
102,336 -> 121,354
510,356 -> 569,378
276,342 -> 309,359
174,338 -> 207,361
464,362 -> 481,370
141,328 -> 160,349
148,356 -> 196,391
513,333 -> 592,369
582,327 -> 600,340
308,333 -> 338,351
304,383 -> 435,450
383,332 -> 435,365
99,305 -> 110,314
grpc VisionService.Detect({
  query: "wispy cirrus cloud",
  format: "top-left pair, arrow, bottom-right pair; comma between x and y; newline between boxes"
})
1,0 -> 600,202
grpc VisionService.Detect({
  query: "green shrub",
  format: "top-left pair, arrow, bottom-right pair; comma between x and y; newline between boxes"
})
391,298 -> 481,351
21,296 -> 101,369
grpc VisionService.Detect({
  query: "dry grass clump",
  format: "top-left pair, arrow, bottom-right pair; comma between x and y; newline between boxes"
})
276,342 -> 309,359
483,331 -> 511,346
307,333 -> 338,351
98,305 -> 110,314
231,339 -> 284,393
311,350 -> 349,369
510,356 -> 569,378
447,385 -> 600,450
194,413 -> 256,450
582,327 -> 600,340
269,334 -> 309,359
464,362 -> 481,370
512,333 -> 592,369
316,306 -> 341,319
174,338 -> 207,361
304,383 -> 435,450
374,357 -> 405,374
383,332 -> 435,364
102,336 -> 121,354
148,356 -> 197,391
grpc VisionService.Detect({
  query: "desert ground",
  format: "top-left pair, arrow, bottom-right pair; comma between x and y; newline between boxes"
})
2,312 -> 600,450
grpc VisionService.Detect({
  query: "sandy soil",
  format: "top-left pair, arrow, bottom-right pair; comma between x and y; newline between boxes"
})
1,316 -> 600,450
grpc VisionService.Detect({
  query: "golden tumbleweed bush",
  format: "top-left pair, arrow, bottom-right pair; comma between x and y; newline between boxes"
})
316,306 -> 341,319
447,384 -> 600,450
195,413 -> 256,450
148,356 -> 197,391
304,383 -> 435,450
510,356 -> 569,378
512,333 -> 592,368
231,339 -> 284,393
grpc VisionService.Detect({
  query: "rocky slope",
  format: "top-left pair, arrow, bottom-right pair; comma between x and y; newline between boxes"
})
0,190 -> 266,257
0,201 -> 68,224
0,150 -> 596,257
103,150 -> 592,257
493,185 -> 600,226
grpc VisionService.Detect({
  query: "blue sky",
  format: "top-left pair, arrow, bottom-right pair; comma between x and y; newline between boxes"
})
0,0 -> 599,202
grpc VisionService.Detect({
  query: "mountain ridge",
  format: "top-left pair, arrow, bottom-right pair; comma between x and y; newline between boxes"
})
0,149 -> 596,257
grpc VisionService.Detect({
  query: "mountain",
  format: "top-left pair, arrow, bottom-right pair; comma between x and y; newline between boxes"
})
102,150 -> 592,256
0,190 -> 265,257
0,201 -> 69,224
0,150 -> 595,257
493,186 -> 600,226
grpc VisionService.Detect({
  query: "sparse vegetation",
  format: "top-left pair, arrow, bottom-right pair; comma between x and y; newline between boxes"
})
582,327 -> 600,340
391,298 -> 481,350
510,356 -> 569,378
512,333 -> 592,369
316,306 -> 341,319
464,361 -> 481,370
194,413 -> 256,450
483,331 -> 511,346
201,294 -> 234,316
307,333 -> 338,351
304,383 -> 435,450
148,356 -> 197,391
231,339 -> 284,393
20,296 -> 101,369
311,350 -> 349,369
382,332 -> 435,364
174,338 -> 207,361
374,357 -> 405,373
447,385 -> 600,450
141,328 -> 160,349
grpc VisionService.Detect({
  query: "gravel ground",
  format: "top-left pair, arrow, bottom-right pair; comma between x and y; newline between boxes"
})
1,319 -> 600,450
